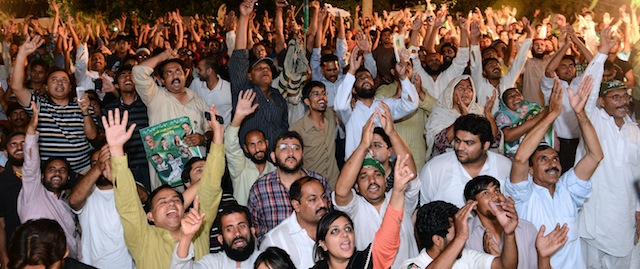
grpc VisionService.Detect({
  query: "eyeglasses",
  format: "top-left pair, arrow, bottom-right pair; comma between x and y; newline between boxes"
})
277,143 -> 301,151
607,94 -> 631,102
370,142 -> 388,149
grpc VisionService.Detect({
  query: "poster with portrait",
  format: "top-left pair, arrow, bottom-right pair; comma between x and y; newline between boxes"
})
140,116 -> 202,187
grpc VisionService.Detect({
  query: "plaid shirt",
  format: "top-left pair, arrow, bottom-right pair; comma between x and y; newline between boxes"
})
248,169 -> 331,243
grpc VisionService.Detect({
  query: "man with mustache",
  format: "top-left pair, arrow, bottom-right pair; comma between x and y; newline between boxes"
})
247,130 -> 331,243
505,75 -> 603,268
540,27 -> 612,173
4,103 -> 30,133
290,81 -> 339,189
334,106 -> 419,269
0,132 -> 25,269
469,18 -> 533,113
576,78 -> 640,268
260,177 -> 329,269
171,205 -> 260,268
410,14 -> 470,100
225,90 -> 276,206
17,103 -> 81,259
335,44 -> 418,160
190,57 -> 232,128
132,43 -> 210,189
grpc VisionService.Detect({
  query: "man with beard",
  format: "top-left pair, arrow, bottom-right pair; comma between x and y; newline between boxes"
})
106,104 -> 224,269
420,114 -> 511,208
401,200 -> 518,269
260,177 -> 329,269
247,130 -> 331,243
132,44 -> 210,189
4,103 -> 30,133
333,106 -> 420,269
541,27 -> 611,173
226,90 -> 276,206
0,132 -> 25,269
410,14 -> 470,99
576,79 -> 640,268
229,0 -> 288,148
372,28 -> 395,85
171,205 -> 260,268
68,146 -> 137,269
290,81 -> 339,189
505,75 -> 603,268
310,25 -> 377,107
190,57 -> 232,128
470,19 -> 533,113
102,65 -> 151,190
521,38 -> 552,105
335,45 -> 418,160
17,104 -> 81,259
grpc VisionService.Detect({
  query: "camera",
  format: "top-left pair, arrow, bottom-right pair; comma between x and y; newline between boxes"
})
94,79 -> 103,92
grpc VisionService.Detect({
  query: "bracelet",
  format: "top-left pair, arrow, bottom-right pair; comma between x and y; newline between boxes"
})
82,113 -> 91,117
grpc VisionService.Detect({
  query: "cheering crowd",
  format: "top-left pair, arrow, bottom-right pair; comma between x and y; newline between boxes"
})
0,0 -> 639,268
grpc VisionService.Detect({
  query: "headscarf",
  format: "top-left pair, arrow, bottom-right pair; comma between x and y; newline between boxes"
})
425,75 -> 485,159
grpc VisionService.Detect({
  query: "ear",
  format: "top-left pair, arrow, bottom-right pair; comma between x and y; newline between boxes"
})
291,199 -> 301,212
319,240 -> 327,251
146,212 -> 155,223
597,96 -> 605,107
303,98 -> 310,107
270,151 -> 276,163
528,166 -> 534,176
431,235 -> 443,248
483,141 -> 491,151
218,234 -> 223,245
3,149 -> 7,157
64,247 -> 69,259
243,144 -> 249,154
185,68 -> 191,78
250,227 -> 256,237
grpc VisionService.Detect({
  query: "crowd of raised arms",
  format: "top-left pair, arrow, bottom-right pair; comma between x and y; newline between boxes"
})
0,0 -> 638,268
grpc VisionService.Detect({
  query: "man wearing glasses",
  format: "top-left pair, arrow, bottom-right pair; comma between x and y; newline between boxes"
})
247,130 -> 332,243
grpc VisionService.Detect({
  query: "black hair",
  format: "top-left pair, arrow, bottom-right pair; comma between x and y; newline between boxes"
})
115,65 -> 134,81
253,247 -> 297,269
354,67 -> 372,79
8,219 -> 67,269
453,114 -> 494,145
46,67 -> 77,93
320,53 -> 340,65
29,58 -> 50,72
199,57 -> 219,74
439,42 -> 458,55
481,57 -> 500,69
244,129 -> 267,145
3,131 -> 25,150
373,127 -> 391,148
560,55 -> 577,65
155,58 -> 187,79
181,157 -> 206,185
502,87 -> 520,102
289,176 -> 322,201
314,210 -> 354,262
215,204 -> 253,231
41,157 -> 71,176
145,184 -> 184,213
528,144 -> 557,166
415,201 -> 459,250
302,80 -> 326,100
464,175 -> 501,201
272,130 -> 304,152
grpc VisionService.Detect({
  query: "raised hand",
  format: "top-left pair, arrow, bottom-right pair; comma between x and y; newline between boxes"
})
394,61 -> 409,80
181,195 -> 206,240
411,15 -> 423,31
360,112 -> 376,150
392,153 -> 415,193
454,201 -> 477,240
206,104 -> 224,141
102,108 -> 136,155
26,101 -> 39,135
548,78 -> 564,116
483,230 -> 501,256
239,0 -> 255,17
484,89 -> 497,117
235,90 -> 259,119
453,92 -> 469,116
348,46 -> 363,75
568,75 -> 593,114
355,31 -> 372,54
522,17 -> 533,38
536,224 -> 569,258
490,196 -> 519,235
18,35 -> 44,56
78,93 -> 91,114
377,101 -> 396,136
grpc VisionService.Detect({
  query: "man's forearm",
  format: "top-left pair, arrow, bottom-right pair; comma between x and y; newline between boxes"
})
499,234 -> 518,269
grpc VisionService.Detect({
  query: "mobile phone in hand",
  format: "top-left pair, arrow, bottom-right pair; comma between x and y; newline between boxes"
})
204,112 -> 224,125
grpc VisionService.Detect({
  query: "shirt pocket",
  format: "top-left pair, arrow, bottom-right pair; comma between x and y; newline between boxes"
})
558,216 -> 579,242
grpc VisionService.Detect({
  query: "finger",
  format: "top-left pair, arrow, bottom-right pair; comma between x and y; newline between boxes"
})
193,195 -> 200,213
537,224 -> 547,238
108,108 -> 115,127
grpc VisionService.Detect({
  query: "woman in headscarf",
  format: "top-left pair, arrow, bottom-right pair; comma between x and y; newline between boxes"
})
425,75 -> 499,159
494,87 -> 557,159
